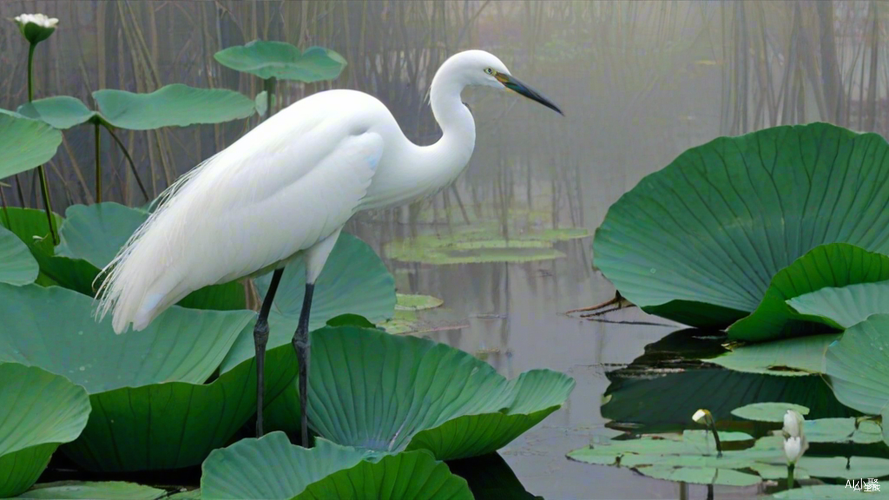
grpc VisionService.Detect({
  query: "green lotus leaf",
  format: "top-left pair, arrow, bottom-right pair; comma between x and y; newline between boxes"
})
824,314 -> 889,415
56,202 -> 148,266
803,418 -> 884,444
304,326 -> 574,460
17,96 -> 105,130
297,450 -> 472,500
705,334 -> 838,377
0,207 -> 104,294
773,485 -> 870,499
54,202 -> 246,310
0,284 -> 263,471
748,462 -> 810,481
214,41 -> 347,82
593,123 -> 889,328
636,465 -> 762,486
201,432 -> 471,500
567,430 -> 764,469
384,228 -> 580,265
0,363 -> 91,498
793,456 -> 889,480
165,490 -> 201,500
728,243 -> 889,341
731,403 -> 810,422
15,481 -> 165,499
788,281 -> 889,329
395,293 -> 444,311
325,313 -> 377,328
93,84 -> 255,130
254,90 -> 275,117
0,112 -> 62,178
0,225 -> 38,285
883,408 -> 889,448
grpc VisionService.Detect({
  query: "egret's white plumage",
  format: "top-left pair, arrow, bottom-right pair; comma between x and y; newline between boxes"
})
97,49 -> 561,337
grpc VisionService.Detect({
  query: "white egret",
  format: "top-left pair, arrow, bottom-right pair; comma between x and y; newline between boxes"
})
96,49 -> 562,446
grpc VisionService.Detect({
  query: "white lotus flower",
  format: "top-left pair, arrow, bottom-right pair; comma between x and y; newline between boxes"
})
13,13 -> 58,44
783,436 -> 807,464
783,409 -> 804,438
692,408 -> 713,425
14,13 -> 58,28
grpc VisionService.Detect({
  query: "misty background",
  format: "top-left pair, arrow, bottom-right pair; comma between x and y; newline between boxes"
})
1,2 -> 884,498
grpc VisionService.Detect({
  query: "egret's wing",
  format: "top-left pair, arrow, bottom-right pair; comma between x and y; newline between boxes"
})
99,108 -> 384,332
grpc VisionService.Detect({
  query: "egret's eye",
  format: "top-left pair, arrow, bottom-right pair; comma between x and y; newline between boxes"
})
484,67 -> 495,75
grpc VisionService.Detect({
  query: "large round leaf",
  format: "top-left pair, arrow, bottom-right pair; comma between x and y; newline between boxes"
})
0,284 -> 260,471
568,430 -> 773,486
15,481 -> 165,499
773,485 -> 871,499
17,96 -> 105,130
201,432 -> 471,500
93,84 -> 255,130
307,326 -> 574,460
705,334 -> 838,376
788,281 -> 889,329
214,41 -> 347,82
0,207 -> 104,294
730,402 -> 810,422
0,112 -> 62,179
594,123 -> 889,328
0,225 -> 38,286
727,243 -> 889,341
824,314 -> 889,415
0,363 -> 91,498
55,203 -> 246,310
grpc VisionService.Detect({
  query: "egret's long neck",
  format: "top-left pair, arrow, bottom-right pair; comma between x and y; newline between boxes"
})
413,66 -> 476,192
428,70 -> 476,163
359,63 -> 477,210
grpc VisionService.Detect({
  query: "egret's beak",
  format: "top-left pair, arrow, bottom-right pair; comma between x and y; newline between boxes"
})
496,73 -> 563,115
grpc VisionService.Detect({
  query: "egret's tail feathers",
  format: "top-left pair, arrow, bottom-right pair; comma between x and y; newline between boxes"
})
95,153 -> 220,334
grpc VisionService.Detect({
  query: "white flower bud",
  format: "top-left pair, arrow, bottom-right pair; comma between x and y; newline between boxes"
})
783,409 -> 804,438
783,436 -> 806,464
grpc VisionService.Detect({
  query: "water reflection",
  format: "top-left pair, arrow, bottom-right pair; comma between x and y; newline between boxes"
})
603,329 -> 858,433
448,453 -> 541,500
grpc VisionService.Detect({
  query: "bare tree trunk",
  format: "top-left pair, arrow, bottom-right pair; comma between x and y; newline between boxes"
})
817,0 -> 845,123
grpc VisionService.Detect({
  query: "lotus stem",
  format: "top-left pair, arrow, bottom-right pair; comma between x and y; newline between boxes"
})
14,174 -> 26,207
36,165 -> 57,244
0,186 -> 9,227
94,122 -> 101,203
27,43 -> 35,102
103,123 -> 149,201
710,421 -> 723,458
27,41 -> 58,244
264,77 -> 276,119
787,463 -> 795,488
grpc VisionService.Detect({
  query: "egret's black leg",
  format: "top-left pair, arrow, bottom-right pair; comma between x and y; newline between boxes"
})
254,267 -> 284,437
292,282 -> 314,447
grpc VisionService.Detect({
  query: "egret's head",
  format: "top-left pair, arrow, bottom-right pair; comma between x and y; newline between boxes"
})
443,50 -> 563,115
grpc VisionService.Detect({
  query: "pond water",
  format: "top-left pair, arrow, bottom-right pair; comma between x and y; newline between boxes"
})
349,222 -> 865,499
351,221 -> 696,499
